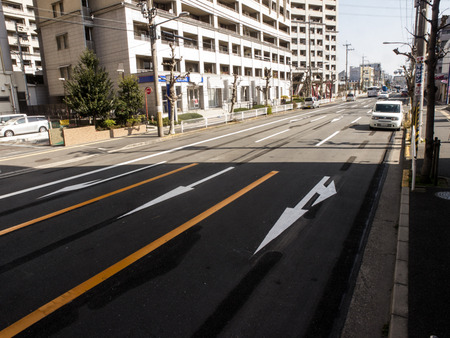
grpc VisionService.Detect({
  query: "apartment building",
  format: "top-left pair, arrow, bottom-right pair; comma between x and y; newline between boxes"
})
2,0 -> 42,74
290,0 -> 337,98
35,0 -> 293,115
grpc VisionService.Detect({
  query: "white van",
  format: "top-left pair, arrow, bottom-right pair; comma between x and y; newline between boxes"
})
0,113 -> 26,125
369,101 -> 403,131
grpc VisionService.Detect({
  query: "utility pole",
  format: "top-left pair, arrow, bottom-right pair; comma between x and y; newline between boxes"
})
410,0 -> 427,185
139,0 -> 164,137
361,55 -> 368,91
343,43 -> 354,94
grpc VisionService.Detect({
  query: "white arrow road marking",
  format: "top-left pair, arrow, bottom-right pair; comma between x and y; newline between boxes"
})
351,117 -> 362,124
40,161 -> 166,198
254,176 -> 336,254
0,110 -> 326,200
315,131 -> 340,147
118,166 -> 235,218
331,116 -> 343,123
255,130 -> 290,143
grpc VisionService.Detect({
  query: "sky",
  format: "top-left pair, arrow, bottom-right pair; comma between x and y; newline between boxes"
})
338,0 -> 450,76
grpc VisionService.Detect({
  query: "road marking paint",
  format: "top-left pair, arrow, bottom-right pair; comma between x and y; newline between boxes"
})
40,161 -> 167,198
331,116 -> 343,123
0,171 -> 278,337
119,166 -> 235,218
255,130 -> 290,143
351,117 -> 362,124
0,110 -> 321,200
310,116 -> 327,122
0,163 -> 198,237
255,176 -> 336,254
315,131 -> 340,147
35,155 -> 97,169
366,110 -> 372,114
335,110 -> 345,114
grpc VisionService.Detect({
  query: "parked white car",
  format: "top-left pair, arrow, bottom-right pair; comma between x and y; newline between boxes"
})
304,97 -> 320,108
369,101 -> 403,131
0,115 -> 49,137
0,113 -> 26,125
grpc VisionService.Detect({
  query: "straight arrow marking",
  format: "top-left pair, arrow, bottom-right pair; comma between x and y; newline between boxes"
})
119,167 -> 235,218
254,176 -> 336,254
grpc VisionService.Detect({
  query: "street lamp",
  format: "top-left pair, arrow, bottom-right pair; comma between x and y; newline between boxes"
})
139,1 -> 189,137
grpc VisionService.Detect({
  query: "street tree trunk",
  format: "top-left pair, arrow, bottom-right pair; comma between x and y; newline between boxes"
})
421,0 -> 440,181
229,74 -> 238,114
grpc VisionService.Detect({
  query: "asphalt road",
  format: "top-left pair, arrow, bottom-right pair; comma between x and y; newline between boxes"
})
0,97 -> 398,337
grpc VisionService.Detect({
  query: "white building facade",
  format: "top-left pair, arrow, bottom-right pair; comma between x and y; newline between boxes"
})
35,0 -> 294,116
2,0 -> 42,75
290,0 -> 338,98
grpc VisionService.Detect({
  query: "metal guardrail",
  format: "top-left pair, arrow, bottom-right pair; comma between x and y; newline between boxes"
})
180,104 -> 294,133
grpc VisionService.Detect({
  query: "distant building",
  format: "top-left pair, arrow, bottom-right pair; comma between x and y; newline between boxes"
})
35,0 -> 293,114
2,0 -> 42,75
0,0 -> 28,113
290,0 -> 338,98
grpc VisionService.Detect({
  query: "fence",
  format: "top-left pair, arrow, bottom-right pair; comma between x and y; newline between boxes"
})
180,104 -> 294,133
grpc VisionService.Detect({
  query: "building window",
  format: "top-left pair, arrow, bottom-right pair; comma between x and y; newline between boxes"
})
208,88 -> 221,108
52,1 -> 64,17
56,33 -> 68,50
59,65 -> 72,80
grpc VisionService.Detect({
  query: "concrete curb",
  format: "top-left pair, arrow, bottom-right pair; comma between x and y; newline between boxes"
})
389,171 -> 410,338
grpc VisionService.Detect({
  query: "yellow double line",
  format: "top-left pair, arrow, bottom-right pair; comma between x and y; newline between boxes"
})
0,170 -> 278,337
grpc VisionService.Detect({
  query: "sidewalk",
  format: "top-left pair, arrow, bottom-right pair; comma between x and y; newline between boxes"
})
406,107 -> 450,338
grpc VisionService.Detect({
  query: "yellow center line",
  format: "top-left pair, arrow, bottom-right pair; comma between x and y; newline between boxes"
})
0,163 -> 198,237
0,170 -> 278,337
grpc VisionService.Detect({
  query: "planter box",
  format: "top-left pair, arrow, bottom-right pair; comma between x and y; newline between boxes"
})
62,124 -> 146,146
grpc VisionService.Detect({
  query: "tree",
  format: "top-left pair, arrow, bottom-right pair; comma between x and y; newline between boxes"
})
163,43 -> 189,135
64,49 -> 114,126
116,75 -> 144,125
229,73 -> 239,114
419,0 -> 449,181
256,67 -> 272,106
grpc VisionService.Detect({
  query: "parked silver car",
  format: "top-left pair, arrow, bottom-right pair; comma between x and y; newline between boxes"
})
0,116 -> 49,137
304,97 -> 320,108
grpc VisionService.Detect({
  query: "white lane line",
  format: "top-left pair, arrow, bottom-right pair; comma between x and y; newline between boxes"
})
331,116 -> 343,123
255,129 -> 290,143
119,166 -> 235,218
0,112 -> 316,200
366,110 -> 372,114
36,155 -> 96,169
40,161 -> 166,198
351,117 -> 362,124
335,110 -> 345,114
316,131 -> 340,147
311,116 -> 327,122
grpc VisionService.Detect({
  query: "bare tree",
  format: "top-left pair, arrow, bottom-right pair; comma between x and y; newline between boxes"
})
256,67 -> 272,106
162,43 -> 189,135
229,73 -> 239,114
420,1 -> 450,181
